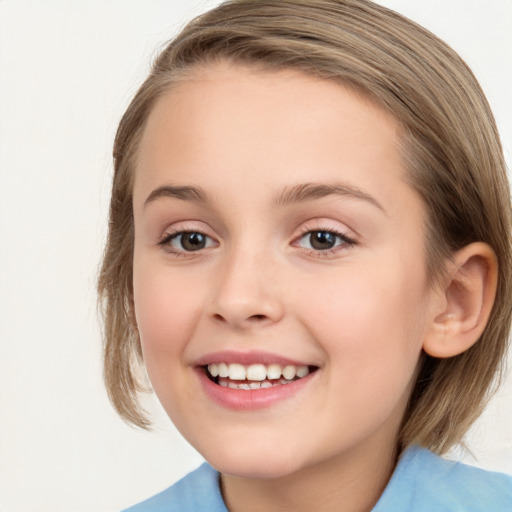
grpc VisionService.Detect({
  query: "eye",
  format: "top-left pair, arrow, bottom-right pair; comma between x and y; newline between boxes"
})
296,230 -> 354,251
160,231 -> 216,253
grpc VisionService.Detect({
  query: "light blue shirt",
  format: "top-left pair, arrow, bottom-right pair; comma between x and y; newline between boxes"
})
122,446 -> 512,511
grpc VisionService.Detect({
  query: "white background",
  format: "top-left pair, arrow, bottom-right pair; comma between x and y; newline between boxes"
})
0,1 -> 511,511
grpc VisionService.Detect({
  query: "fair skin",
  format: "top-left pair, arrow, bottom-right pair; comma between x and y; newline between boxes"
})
131,62 -> 495,512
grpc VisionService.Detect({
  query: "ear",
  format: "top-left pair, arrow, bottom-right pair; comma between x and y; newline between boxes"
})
423,242 -> 498,358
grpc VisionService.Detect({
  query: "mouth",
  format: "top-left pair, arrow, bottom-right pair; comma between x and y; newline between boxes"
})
203,362 -> 318,390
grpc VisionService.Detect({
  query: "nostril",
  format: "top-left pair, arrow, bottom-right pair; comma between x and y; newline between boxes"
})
211,313 -> 266,323
249,314 -> 267,321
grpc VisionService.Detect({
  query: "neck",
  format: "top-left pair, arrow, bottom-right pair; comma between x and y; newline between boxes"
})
221,437 -> 398,512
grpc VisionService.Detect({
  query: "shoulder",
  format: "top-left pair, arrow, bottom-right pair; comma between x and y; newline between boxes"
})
374,446 -> 512,512
121,463 -> 228,512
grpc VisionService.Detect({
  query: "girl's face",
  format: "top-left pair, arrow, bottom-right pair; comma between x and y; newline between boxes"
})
132,62 -> 439,479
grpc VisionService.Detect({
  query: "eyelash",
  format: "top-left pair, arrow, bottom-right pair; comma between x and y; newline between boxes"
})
157,227 -> 356,258
157,229 -> 218,258
157,230 -> 217,257
293,226 -> 357,257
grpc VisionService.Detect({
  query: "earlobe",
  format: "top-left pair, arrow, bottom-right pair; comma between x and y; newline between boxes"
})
423,242 -> 498,358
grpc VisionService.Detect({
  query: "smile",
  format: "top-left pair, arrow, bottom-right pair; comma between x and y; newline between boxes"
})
194,351 -> 319,410
206,363 -> 311,390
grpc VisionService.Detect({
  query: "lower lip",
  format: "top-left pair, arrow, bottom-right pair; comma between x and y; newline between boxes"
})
196,369 -> 316,411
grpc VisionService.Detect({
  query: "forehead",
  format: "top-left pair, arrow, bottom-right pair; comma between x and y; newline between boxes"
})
139,61 -> 400,151
133,61 -> 413,218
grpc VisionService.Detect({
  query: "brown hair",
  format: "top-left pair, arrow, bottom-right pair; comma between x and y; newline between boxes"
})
98,0 -> 512,453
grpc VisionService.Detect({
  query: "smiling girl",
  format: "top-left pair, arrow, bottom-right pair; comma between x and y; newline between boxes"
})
98,1 -> 512,511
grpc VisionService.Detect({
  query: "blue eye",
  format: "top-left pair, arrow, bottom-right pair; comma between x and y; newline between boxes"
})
161,231 -> 216,252
298,230 -> 352,251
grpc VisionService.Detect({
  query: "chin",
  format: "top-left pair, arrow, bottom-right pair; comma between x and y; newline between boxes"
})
203,445 -> 306,480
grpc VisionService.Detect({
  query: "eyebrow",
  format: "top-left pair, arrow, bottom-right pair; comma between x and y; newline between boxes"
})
143,181 -> 385,213
144,185 -> 209,208
272,182 -> 385,213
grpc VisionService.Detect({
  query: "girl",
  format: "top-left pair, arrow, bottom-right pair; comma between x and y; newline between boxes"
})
98,1 -> 512,510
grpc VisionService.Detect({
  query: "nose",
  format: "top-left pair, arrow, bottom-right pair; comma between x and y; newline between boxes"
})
208,247 -> 284,330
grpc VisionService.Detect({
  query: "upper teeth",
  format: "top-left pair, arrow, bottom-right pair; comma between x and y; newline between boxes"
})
207,363 -> 310,381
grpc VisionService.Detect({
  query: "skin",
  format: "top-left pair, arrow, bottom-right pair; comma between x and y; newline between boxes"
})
132,61 -> 447,512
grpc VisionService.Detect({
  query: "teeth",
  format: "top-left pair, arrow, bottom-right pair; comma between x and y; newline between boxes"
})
207,362 -> 311,383
267,364 -> 282,380
296,365 -> 309,378
208,363 -> 220,377
228,363 -> 246,380
221,379 -> 293,390
282,365 -> 296,380
246,364 -> 266,381
218,363 -> 229,378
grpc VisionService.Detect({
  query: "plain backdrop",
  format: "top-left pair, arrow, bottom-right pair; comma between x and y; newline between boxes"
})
0,1 -> 511,511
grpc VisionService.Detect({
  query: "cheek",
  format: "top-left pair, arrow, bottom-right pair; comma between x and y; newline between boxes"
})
133,265 -> 199,362
297,259 -> 429,374
132,266 -> 202,413
317,269 -> 427,425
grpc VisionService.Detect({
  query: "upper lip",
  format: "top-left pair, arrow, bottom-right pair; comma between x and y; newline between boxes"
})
193,350 -> 315,367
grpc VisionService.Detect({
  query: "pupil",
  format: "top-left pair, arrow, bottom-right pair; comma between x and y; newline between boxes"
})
310,231 -> 335,250
182,232 -> 206,251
